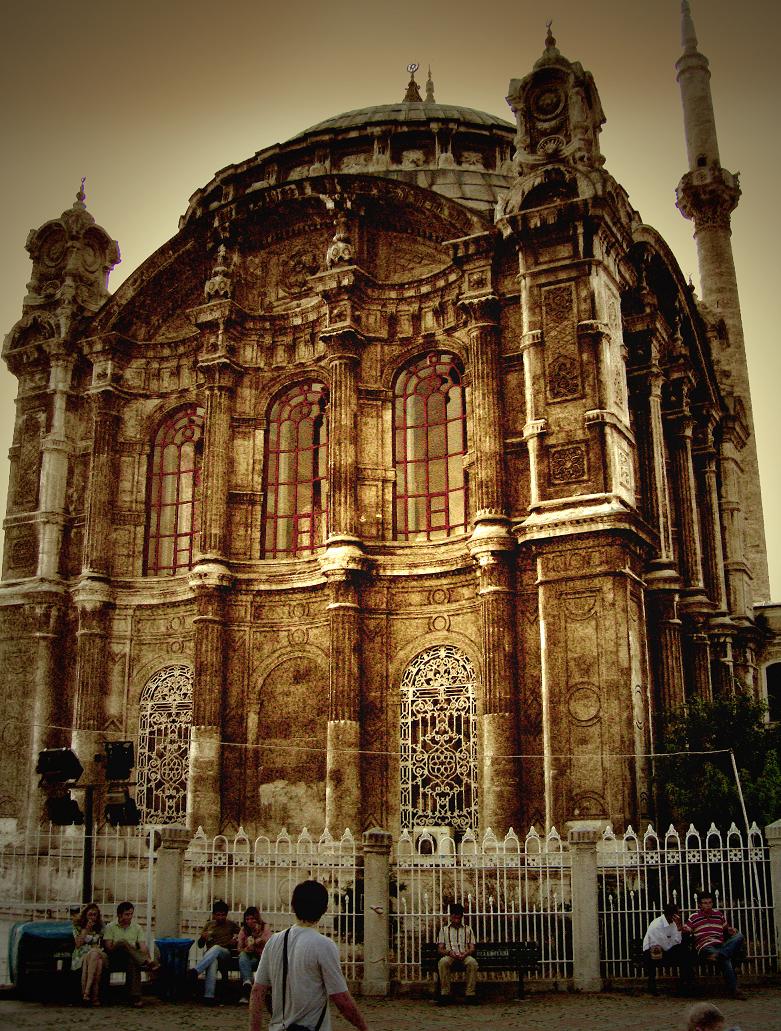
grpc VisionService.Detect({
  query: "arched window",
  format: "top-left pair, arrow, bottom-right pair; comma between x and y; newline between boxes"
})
145,406 -> 204,575
766,663 -> 781,723
136,665 -> 193,825
263,381 -> 329,558
394,353 -> 467,541
400,644 -> 478,832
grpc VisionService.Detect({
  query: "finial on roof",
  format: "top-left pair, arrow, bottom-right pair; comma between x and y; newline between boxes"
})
681,1 -> 698,53
75,176 -> 87,208
545,19 -> 556,49
425,66 -> 435,103
403,63 -> 423,103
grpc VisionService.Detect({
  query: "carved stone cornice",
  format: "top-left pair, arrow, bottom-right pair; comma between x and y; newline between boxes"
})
676,166 -> 740,230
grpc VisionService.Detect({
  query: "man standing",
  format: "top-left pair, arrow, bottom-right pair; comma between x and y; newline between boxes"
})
641,902 -> 693,994
194,899 -> 240,1006
683,891 -> 747,1000
436,902 -> 479,1005
249,879 -> 368,1031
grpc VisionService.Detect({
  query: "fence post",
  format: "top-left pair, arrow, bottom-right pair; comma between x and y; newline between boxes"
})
765,819 -> 781,969
568,820 -> 603,992
362,827 -> 392,996
155,827 -> 192,937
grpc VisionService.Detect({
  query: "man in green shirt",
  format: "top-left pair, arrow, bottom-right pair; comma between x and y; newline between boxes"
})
103,901 -> 157,1007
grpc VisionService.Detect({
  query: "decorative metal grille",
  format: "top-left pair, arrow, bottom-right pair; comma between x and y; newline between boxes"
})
145,405 -> 204,574
393,352 -> 468,541
136,665 -> 193,825
400,645 -> 478,832
263,380 -> 329,558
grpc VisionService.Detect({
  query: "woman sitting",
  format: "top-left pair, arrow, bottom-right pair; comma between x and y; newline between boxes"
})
237,906 -> 271,1002
72,902 -> 108,1006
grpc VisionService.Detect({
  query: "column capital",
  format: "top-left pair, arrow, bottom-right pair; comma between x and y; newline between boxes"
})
189,560 -> 234,593
458,293 -> 500,328
567,820 -> 605,847
320,326 -> 365,363
362,827 -> 393,854
159,826 -> 193,850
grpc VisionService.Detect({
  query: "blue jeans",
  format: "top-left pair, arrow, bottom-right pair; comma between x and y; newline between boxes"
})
238,950 -> 259,984
700,932 -> 744,993
195,944 -> 231,998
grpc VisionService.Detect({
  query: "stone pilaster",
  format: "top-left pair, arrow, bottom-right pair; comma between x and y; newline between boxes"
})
324,568 -> 362,833
473,551 -> 521,835
155,827 -> 192,936
71,580 -> 115,795
644,372 -> 675,566
198,357 -> 239,561
322,328 -> 362,544
568,821 -> 603,992
26,597 -> 66,828
686,623 -> 713,702
719,415 -> 752,621
648,591 -> 686,716
696,446 -> 728,614
187,564 -> 233,834
82,390 -> 123,577
37,344 -> 75,580
361,828 -> 391,996
671,416 -> 705,593
459,295 -> 505,521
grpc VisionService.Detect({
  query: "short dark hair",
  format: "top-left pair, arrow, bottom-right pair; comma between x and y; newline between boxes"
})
212,899 -> 229,914
243,906 -> 261,926
449,903 -> 464,917
291,880 -> 329,922
698,891 -> 714,904
663,902 -> 679,919
116,901 -> 134,917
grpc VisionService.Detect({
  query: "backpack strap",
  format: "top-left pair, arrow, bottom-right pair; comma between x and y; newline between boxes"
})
282,926 -> 328,1031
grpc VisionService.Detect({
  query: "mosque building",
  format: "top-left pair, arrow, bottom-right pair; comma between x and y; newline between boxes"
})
0,3 -> 775,838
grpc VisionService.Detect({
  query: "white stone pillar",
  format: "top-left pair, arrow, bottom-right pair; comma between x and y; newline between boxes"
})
155,827 -> 192,938
765,819 -> 781,966
568,820 -> 603,992
361,828 -> 392,996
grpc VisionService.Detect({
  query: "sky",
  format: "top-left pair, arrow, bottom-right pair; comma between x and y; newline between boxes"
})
1,0 -> 779,598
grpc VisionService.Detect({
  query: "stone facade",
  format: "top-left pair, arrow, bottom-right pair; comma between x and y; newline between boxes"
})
0,15 -> 774,839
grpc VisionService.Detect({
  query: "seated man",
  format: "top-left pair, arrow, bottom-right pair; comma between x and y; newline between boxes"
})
103,900 -> 158,1009
436,903 -> 478,1005
683,891 -> 747,1000
193,899 -> 239,1005
642,901 -> 693,994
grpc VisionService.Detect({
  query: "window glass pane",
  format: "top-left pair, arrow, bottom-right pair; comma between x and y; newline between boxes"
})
428,424 -> 446,460
449,489 -> 465,528
428,459 -> 446,493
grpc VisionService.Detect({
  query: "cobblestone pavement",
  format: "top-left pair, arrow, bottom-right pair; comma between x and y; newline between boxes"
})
1,988 -> 780,1031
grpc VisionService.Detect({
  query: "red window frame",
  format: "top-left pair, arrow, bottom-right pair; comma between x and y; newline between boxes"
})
145,406 -> 204,575
263,381 -> 329,558
393,352 -> 468,541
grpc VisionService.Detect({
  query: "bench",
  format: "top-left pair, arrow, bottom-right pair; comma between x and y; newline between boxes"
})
421,940 -> 540,999
629,937 -> 745,987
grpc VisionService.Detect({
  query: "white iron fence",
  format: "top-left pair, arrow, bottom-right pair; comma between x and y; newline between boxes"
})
0,823 -> 155,985
599,822 -> 776,980
391,826 -> 573,983
182,826 -> 364,981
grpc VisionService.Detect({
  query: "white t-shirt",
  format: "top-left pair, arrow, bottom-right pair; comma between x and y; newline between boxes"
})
255,925 -> 347,1031
436,922 -> 475,953
642,914 -> 682,952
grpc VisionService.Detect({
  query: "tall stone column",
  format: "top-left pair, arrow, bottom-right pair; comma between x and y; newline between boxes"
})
719,418 -> 751,621
697,448 -> 728,614
460,293 -> 521,836
669,415 -> 706,595
362,828 -> 391,996
568,821 -> 603,992
155,827 -> 192,937
686,624 -> 713,702
82,389 -> 123,577
26,597 -> 66,828
644,372 -> 675,567
709,631 -> 734,697
185,321 -> 241,835
188,570 -> 231,833
648,592 -> 686,716
320,323 -> 365,834
37,344 -> 75,579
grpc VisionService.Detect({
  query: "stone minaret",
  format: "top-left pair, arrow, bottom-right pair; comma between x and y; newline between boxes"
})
675,0 -> 770,603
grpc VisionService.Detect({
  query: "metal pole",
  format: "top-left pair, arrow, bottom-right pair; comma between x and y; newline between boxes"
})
82,784 -> 94,903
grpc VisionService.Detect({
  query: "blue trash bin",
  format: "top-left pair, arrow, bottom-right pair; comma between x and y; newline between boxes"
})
10,920 -> 75,1000
155,937 -> 194,999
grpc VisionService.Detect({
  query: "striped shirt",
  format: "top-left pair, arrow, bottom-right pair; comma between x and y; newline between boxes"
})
683,909 -> 729,952
437,922 -> 475,953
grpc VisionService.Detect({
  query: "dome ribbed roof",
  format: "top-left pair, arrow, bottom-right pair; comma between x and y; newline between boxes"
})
293,102 -> 514,138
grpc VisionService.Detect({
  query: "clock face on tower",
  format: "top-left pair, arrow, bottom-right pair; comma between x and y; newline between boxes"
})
531,85 -> 565,121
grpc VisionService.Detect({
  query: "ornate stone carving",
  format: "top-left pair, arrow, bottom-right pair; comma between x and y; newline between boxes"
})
549,443 -> 587,483
326,211 -> 354,269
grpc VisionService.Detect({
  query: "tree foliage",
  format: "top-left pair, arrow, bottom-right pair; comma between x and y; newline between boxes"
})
657,694 -> 781,829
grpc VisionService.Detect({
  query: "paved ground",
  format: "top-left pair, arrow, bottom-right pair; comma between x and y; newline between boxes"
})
1,988 -> 780,1031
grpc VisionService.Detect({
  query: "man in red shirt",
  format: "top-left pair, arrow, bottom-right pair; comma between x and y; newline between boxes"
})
683,892 -> 746,999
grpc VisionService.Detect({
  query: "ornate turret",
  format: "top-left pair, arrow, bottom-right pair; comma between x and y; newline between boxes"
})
675,1 -> 770,603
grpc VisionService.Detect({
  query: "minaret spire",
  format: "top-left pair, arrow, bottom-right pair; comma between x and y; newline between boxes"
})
675,1 -> 770,603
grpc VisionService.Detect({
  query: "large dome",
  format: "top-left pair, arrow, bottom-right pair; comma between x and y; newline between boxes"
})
181,98 -> 517,227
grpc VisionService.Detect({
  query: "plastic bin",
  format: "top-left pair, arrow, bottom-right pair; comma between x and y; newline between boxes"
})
9,920 -> 75,1000
155,937 -> 194,999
